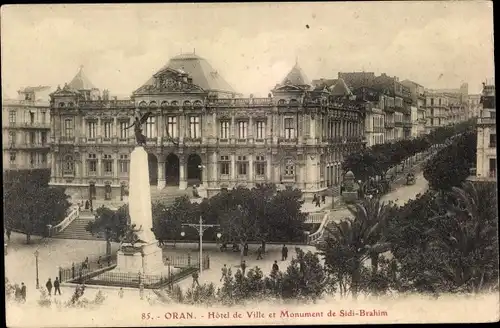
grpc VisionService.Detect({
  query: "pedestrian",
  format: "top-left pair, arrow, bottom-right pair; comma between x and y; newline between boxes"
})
85,200 -> 89,210
192,271 -> 200,287
54,277 -> 61,295
118,288 -> 124,298
45,278 -> 53,296
281,244 -> 288,261
240,260 -> 247,276
315,197 -> 321,207
312,194 -> 317,204
20,282 -> 26,303
14,284 -> 21,303
322,194 -> 326,204
6,229 -> 11,241
261,240 -> 266,253
97,256 -> 102,268
243,242 -> 249,256
84,257 -> 89,269
71,263 -> 75,279
220,264 -> 228,282
107,256 -> 111,267
256,246 -> 263,260
272,260 -> 279,272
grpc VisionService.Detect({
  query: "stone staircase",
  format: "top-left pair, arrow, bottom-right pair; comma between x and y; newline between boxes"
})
150,185 -> 193,205
53,209 -> 105,240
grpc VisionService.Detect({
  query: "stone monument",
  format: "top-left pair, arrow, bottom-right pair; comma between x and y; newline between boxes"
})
114,146 -> 172,275
341,171 -> 359,204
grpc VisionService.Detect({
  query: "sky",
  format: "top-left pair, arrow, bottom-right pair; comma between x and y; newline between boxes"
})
1,2 -> 495,99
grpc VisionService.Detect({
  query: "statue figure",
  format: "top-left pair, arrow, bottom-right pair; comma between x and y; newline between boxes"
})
125,112 -> 153,146
122,224 -> 144,245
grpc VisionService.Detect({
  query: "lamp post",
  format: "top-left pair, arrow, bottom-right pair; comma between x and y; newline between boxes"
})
197,164 -> 206,188
181,216 -> 219,277
166,258 -> 172,290
34,249 -> 39,289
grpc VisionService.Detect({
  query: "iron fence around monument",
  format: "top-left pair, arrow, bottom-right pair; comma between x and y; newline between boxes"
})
59,254 -> 117,282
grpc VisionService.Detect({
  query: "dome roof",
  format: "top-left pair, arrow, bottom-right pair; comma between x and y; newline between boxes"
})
67,66 -> 95,90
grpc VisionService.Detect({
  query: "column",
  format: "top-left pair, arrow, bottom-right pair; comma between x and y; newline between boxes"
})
248,154 -> 254,184
51,154 -> 57,180
248,116 -> 253,139
309,115 -> 316,140
211,152 -> 218,188
202,155 -> 208,187
113,157 -> 118,180
82,117 -> 86,140
212,113 -> 217,138
179,156 -> 187,190
266,156 -> 272,181
113,116 -> 118,137
156,114 -> 163,145
179,114 -> 185,143
231,115 -> 236,139
97,154 -> 102,178
157,161 -> 165,189
231,154 -> 236,182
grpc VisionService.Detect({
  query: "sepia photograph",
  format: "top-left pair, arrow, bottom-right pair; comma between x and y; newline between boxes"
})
2,1 -> 498,327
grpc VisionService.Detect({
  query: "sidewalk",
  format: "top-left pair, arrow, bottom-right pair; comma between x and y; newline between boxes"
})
301,196 -> 333,213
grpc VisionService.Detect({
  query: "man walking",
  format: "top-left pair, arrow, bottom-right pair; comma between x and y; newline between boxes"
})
272,260 -> 279,273
281,244 -> 288,261
45,278 -> 53,296
6,229 -> 11,241
20,282 -> 26,303
256,246 -> 263,260
220,264 -> 228,282
192,271 -> 200,287
240,260 -> 247,276
243,243 -> 249,256
54,277 -> 61,295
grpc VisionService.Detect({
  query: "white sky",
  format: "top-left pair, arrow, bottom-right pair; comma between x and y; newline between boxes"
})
1,2 -> 494,99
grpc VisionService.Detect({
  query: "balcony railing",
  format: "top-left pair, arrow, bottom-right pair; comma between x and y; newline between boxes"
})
77,100 -> 135,109
385,122 -> 395,128
477,117 -> 496,125
7,122 -> 51,129
4,142 -> 50,149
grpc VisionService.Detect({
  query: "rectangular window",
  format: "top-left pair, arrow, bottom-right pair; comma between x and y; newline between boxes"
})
166,116 -> 177,138
489,158 -> 496,177
8,131 -> 15,145
284,165 -> 295,176
88,153 -> 97,174
103,154 -> 113,175
104,122 -> 112,139
238,121 -> 248,139
9,111 -> 16,124
30,153 -> 35,166
29,132 -> 36,145
120,122 -> 128,139
237,155 -> 247,175
256,121 -> 265,139
30,112 -> 35,124
490,134 -> 497,148
42,153 -> 47,164
64,119 -> 73,138
220,155 -> 230,175
220,121 -> 230,139
255,155 -> 266,176
189,116 -> 200,138
119,154 -> 129,174
430,98 -> 434,106
41,132 -> 47,145
284,118 -> 295,139
88,121 -> 97,139
41,112 -> 46,124
9,152 -> 16,164
146,116 -> 156,138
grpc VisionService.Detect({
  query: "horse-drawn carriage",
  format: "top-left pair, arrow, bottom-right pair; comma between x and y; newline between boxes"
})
406,173 -> 416,185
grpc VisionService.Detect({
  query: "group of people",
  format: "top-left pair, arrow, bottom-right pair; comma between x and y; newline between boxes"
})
312,193 -> 326,207
45,277 -> 62,296
12,282 -> 27,303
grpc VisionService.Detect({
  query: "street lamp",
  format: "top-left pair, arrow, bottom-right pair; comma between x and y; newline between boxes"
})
181,217 -> 219,277
166,258 -> 172,290
34,249 -> 40,289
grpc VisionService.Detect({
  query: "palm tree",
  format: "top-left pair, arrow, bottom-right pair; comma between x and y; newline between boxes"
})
426,181 -> 499,293
323,196 -> 397,298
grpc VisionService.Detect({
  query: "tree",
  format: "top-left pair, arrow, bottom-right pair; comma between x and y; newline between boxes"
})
86,205 -> 129,254
423,130 -> 477,190
152,197 -> 195,244
322,197 -> 397,299
4,177 -> 71,244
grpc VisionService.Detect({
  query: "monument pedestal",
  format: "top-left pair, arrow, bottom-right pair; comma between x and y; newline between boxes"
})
115,242 -> 169,275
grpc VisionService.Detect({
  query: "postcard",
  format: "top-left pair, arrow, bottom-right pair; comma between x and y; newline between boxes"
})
2,2 -> 498,327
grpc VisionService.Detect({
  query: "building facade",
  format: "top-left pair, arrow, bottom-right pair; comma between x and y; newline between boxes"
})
474,83 -> 496,181
49,55 -> 365,201
2,86 -> 52,171
401,79 -> 427,137
468,94 -> 482,119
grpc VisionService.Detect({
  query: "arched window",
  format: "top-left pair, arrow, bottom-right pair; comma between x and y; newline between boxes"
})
170,101 -> 179,107
193,100 -> 203,108
63,155 -> 74,174
68,102 -> 74,107
161,101 -> 169,108
139,101 -> 147,107
59,102 -> 65,108
289,99 -> 299,106
149,101 -> 157,108
183,100 -> 192,108
278,99 -> 286,105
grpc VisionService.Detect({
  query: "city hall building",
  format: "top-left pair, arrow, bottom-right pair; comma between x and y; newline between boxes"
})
49,54 -> 365,201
